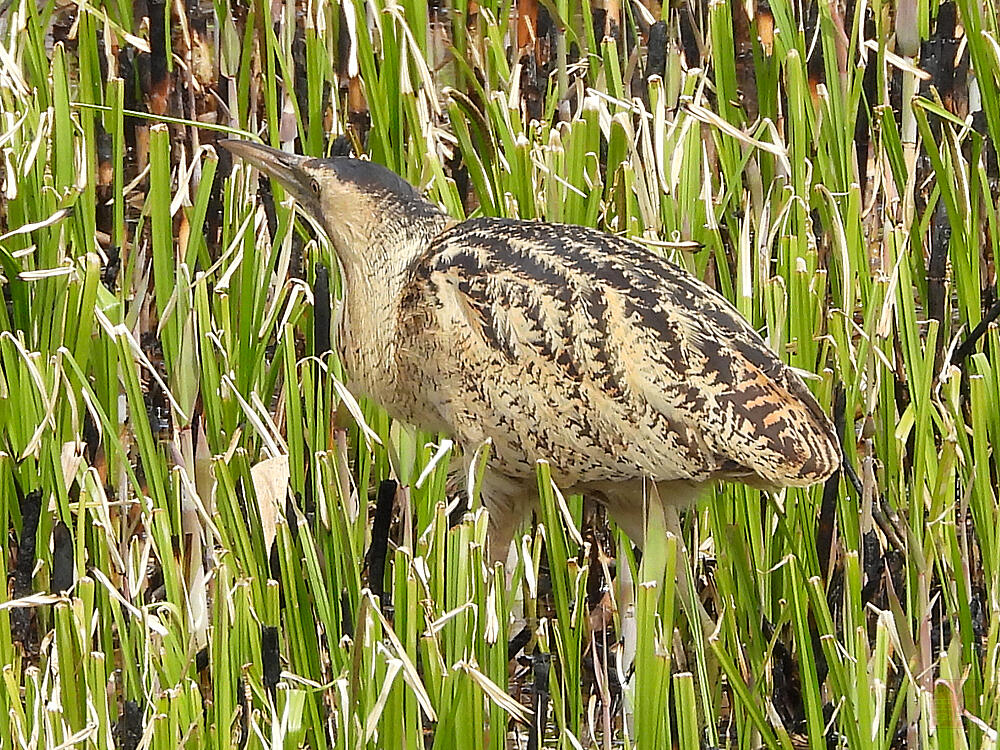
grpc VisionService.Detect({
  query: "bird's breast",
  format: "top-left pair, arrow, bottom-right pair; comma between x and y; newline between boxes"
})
336,292 -> 397,399
336,291 -> 452,433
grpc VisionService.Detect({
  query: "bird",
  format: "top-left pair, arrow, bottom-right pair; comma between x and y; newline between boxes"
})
220,139 -> 841,562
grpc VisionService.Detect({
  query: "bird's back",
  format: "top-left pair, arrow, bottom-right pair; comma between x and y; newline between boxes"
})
393,217 -> 839,489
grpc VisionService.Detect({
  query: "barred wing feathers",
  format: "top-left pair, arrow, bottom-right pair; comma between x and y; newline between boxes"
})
397,217 -> 839,488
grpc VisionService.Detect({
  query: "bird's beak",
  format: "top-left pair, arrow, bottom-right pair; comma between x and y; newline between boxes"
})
218,139 -> 318,215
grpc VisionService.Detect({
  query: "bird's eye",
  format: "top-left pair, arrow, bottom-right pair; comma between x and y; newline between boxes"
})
310,178 -> 321,195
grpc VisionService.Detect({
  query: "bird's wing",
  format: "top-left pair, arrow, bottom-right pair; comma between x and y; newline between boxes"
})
397,217 -> 839,487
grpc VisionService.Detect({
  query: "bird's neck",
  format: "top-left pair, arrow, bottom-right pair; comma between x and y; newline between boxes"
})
346,210 -> 451,285
334,206 -> 451,399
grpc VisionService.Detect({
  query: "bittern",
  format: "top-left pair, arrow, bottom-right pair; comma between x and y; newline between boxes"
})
220,140 -> 840,560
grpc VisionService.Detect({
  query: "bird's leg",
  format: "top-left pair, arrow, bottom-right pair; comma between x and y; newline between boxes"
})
478,470 -> 537,566
660,501 -> 723,705
600,481 -> 718,692
598,490 -> 647,547
591,478 -> 705,549
660,503 -> 717,640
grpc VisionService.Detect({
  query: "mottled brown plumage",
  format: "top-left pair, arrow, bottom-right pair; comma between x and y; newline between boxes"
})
221,140 -> 840,559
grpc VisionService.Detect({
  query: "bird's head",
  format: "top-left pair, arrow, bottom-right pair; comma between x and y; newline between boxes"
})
219,139 -> 443,271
